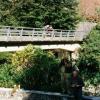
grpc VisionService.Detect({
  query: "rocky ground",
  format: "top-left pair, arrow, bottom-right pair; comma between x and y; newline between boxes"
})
83,85 -> 100,96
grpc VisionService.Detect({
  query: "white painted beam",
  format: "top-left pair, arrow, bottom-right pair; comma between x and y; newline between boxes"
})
0,44 -> 80,52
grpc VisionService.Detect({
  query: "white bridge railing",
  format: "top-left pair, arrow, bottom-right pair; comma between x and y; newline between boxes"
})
0,26 -> 86,42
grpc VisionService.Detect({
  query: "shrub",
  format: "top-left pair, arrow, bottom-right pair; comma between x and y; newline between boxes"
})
0,64 -> 16,87
0,52 -> 12,64
11,45 -> 60,91
11,44 -> 35,71
77,24 -> 100,87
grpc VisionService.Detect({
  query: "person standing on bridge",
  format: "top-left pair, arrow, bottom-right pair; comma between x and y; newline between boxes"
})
44,25 -> 53,37
70,70 -> 84,100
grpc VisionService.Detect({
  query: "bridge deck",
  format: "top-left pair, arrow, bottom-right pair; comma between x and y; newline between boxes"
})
0,26 -> 86,42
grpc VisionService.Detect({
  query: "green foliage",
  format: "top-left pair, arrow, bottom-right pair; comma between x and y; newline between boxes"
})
12,44 -> 35,70
11,45 -> 61,91
0,52 -> 12,64
77,23 -> 100,86
0,64 -> 16,87
78,24 -> 100,71
0,0 -> 79,29
19,51 -> 60,91
80,69 -> 100,87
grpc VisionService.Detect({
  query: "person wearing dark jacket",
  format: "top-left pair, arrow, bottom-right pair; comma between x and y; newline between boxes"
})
70,70 -> 84,100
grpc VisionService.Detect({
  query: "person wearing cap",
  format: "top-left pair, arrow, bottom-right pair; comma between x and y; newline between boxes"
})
70,70 -> 84,100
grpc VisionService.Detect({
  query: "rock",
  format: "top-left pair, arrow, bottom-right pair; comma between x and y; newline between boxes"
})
83,96 -> 100,100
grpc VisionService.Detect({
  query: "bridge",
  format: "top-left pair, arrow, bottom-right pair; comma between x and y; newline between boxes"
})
0,26 -> 85,44
0,22 -> 96,44
0,22 -> 96,52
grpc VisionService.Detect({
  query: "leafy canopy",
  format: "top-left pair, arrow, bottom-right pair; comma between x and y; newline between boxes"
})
79,24 -> 100,71
77,23 -> 100,86
0,0 -> 79,29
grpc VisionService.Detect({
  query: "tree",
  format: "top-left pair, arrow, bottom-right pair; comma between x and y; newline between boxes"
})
77,23 -> 100,86
0,0 -> 79,29
0,0 -> 18,26
78,24 -> 100,71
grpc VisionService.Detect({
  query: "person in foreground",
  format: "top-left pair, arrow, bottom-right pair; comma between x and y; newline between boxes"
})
70,70 -> 84,100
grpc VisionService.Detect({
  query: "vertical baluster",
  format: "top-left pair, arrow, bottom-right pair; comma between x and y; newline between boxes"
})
67,30 -> 70,41
7,27 -> 10,36
60,30 -> 62,40
74,30 -> 75,41
52,29 -> 54,38
32,29 -> 34,41
54,29 -> 55,38
32,29 -> 34,37
72,30 -> 75,41
20,28 -> 23,41
74,30 -> 76,41
43,28 -> 45,38
7,27 -> 10,41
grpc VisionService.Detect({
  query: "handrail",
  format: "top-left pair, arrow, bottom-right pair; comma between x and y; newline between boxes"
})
0,26 -> 86,32
0,26 -> 88,42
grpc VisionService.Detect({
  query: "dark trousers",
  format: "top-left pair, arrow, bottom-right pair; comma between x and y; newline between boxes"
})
72,89 -> 82,100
